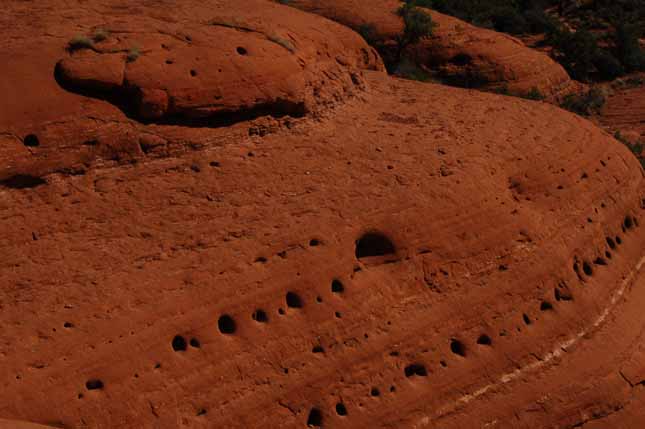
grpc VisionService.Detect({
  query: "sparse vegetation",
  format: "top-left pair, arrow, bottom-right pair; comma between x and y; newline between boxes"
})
92,28 -> 110,43
126,47 -> 141,63
68,35 -> 94,52
391,3 -> 435,73
358,23 -> 379,45
398,3 -> 435,47
523,87 -> 545,100
407,0 -> 645,82
560,87 -> 605,116
68,28 -> 110,52
614,131 -> 645,168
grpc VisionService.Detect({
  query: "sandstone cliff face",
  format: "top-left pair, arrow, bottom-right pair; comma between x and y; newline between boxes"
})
408,9 -> 580,100
2,1 -> 645,428
600,84 -> 645,141
278,0 -> 579,100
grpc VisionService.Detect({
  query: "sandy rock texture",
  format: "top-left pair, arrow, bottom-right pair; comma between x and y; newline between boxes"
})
600,84 -> 645,142
279,0 -> 579,100
1,0 -> 645,428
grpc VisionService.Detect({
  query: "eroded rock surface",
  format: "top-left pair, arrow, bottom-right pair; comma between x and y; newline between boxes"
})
279,0 -> 579,100
1,0 -> 645,428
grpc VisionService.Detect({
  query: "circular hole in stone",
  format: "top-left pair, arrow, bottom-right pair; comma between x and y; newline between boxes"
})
85,379 -> 104,390
218,315 -> 236,334
306,408 -> 323,427
370,387 -> 380,397
582,261 -> 593,276
312,345 -> 324,354
190,69 -> 197,77
316,296 -> 323,303
236,46 -> 248,55
189,338 -> 201,348
593,257 -> 607,266
286,291 -> 303,308
355,231 -> 396,259
335,403 -> 348,416
252,309 -> 268,323
172,335 -> 187,351
335,311 -> 342,318
476,334 -> 492,346
616,236 -> 622,245
278,308 -> 285,315
450,339 -> 466,357
331,279 -> 344,293
23,134 -> 40,147
309,238 -> 321,247
540,301 -> 553,311
404,363 -> 428,377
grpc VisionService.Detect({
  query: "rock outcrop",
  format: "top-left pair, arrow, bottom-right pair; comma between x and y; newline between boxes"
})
279,0 -> 580,100
1,0 -> 645,428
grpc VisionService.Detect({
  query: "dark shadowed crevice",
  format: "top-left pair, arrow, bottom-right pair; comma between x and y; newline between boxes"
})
54,61 -> 306,128
1,175 -> 47,189
355,231 -> 396,259
450,339 -> 466,357
218,315 -> 237,334
306,408 -> 323,427
404,363 -> 428,377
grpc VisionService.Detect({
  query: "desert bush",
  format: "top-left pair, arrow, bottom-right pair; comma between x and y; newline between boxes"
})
92,28 -> 109,42
615,23 -> 645,72
126,47 -> 141,63
593,49 -> 624,80
560,87 -> 605,115
68,35 -> 94,51
524,87 -> 545,100
358,23 -> 379,45
398,3 -> 435,47
615,131 -> 645,167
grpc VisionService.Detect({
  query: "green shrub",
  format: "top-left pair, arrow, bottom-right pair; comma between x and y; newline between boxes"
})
68,35 -> 94,51
358,23 -> 379,44
524,87 -> 545,100
92,28 -> 110,43
615,131 -> 645,167
593,49 -> 624,80
126,47 -> 141,63
398,4 -> 435,47
560,87 -> 605,116
615,23 -> 645,72
490,6 -> 528,34
549,28 -> 599,82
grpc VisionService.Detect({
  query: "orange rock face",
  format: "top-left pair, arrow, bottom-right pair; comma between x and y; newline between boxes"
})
600,83 -> 645,141
409,10 -> 580,100
2,1 -> 645,429
279,0 -> 579,100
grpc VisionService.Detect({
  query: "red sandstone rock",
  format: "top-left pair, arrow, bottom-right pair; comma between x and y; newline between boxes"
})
409,9 -> 581,100
1,0 -> 645,428
280,0 -> 580,100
